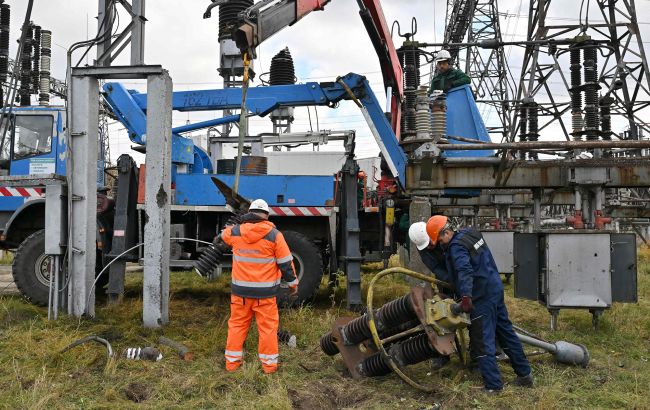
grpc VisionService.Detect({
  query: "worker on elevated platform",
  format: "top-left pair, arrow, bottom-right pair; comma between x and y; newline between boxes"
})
427,215 -> 533,393
428,50 -> 471,93
221,199 -> 299,374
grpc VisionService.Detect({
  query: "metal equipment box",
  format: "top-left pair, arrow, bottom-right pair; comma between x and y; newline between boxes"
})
513,231 -> 637,329
481,231 -> 514,275
545,233 -> 611,308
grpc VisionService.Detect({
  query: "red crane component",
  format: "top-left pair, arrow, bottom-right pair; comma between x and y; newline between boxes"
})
357,0 -> 403,138
296,0 -> 330,18
233,0 -> 403,137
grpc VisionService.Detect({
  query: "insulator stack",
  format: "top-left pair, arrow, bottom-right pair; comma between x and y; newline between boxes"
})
341,314 -> 374,345
357,333 -> 438,377
38,30 -> 51,106
518,104 -> 528,142
431,93 -> 447,138
19,24 -> 33,106
570,46 -> 583,140
357,351 -> 392,377
414,86 -> 432,141
31,25 -> 40,94
393,333 -> 437,366
527,101 -> 539,159
218,0 -> 253,41
583,44 -> 599,141
269,47 -> 295,85
398,45 -> 421,137
403,89 -> 417,135
376,294 -> 416,329
599,96 -> 613,140
194,212 -> 244,277
194,246 -> 222,277
0,3 -> 10,83
340,293 -> 416,345
320,332 -> 339,356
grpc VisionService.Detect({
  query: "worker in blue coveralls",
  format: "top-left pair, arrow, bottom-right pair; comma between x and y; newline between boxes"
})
426,215 -> 534,393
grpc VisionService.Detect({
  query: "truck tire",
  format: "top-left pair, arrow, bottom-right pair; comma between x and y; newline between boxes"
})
278,230 -> 323,307
12,229 -> 108,306
12,230 -> 52,306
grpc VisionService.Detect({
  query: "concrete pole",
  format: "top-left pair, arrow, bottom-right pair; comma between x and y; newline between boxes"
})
142,71 -> 172,328
68,75 -> 99,317
407,197 -> 431,283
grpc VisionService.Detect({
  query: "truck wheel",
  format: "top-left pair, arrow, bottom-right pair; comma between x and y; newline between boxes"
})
278,230 -> 323,307
12,230 -> 108,306
12,230 -> 51,306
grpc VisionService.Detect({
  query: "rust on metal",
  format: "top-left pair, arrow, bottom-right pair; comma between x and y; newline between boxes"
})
409,287 -> 456,356
331,317 -> 377,379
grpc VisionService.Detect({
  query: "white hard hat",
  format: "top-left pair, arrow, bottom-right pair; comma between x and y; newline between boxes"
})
435,49 -> 451,63
408,222 -> 430,250
249,199 -> 270,214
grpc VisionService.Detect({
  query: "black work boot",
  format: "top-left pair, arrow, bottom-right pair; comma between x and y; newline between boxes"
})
513,373 -> 534,387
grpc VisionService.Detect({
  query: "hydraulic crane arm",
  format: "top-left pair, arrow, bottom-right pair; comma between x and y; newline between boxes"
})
232,0 -> 403,137
103,72 -> 407,184
233,0 -> 331,56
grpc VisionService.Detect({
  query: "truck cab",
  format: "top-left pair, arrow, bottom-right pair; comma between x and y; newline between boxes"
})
0,107 -> 66,247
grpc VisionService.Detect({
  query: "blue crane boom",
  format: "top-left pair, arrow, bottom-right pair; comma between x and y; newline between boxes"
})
103,72 -> 408,185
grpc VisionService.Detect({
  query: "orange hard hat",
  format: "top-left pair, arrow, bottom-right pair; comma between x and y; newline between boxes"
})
426,215 -> 449,245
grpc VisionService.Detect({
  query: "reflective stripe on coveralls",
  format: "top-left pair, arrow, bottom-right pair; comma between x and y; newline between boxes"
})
221,213 -> 298,373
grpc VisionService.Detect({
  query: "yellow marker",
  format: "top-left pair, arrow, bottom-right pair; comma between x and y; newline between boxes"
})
385,207 -> 395,226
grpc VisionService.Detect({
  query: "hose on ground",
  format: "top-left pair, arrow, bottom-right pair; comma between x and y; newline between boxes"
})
366,267 -> 450,393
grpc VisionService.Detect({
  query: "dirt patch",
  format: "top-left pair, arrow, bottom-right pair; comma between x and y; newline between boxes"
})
124,382 -> 150,403
1,307 -> 35,326
288,383 -> 369,410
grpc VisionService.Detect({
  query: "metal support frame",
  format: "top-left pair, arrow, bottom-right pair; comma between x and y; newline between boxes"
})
142,72 -> 172,328
68,74 -> 99,317
444,0 -> 478,64
338,147 -> 362,309
513,0 -> 650,142
107,154 -> 140,303
464,0 -> 516,141
97,0 -> 146,66
67,65 -> 171,328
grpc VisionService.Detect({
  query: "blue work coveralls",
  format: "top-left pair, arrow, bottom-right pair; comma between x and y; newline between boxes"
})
417,245 -> 454,296
445,228 -> 531,390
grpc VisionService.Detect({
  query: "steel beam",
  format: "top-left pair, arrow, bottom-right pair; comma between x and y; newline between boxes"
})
407,158 -> 650,190
142,71 -> 172,328
131,0 -> 145,65
436,140 -> 650,151
406,197 -> 431,281
68,75 -> 99,317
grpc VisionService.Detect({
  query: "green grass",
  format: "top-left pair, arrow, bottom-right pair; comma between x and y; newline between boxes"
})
0,250 -> 648,409
0,251 -> 13,265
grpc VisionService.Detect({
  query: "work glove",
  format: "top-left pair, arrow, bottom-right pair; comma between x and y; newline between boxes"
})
288,285 -> 298,297
460,295 -> 473,313
212,233 -> 230,252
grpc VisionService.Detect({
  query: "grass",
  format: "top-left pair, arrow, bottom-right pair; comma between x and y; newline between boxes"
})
0,250 -> 648,409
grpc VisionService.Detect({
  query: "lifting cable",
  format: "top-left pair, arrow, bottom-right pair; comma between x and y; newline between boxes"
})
233,52 -> 252,198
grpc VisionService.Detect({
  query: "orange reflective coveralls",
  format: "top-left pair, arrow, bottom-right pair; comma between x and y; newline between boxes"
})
221,213 -> 298,373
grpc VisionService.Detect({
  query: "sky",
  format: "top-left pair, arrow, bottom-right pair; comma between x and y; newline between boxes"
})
5,0 -> 650,163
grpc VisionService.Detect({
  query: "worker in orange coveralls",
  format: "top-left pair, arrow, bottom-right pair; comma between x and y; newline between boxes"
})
221,199 -> 299,374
